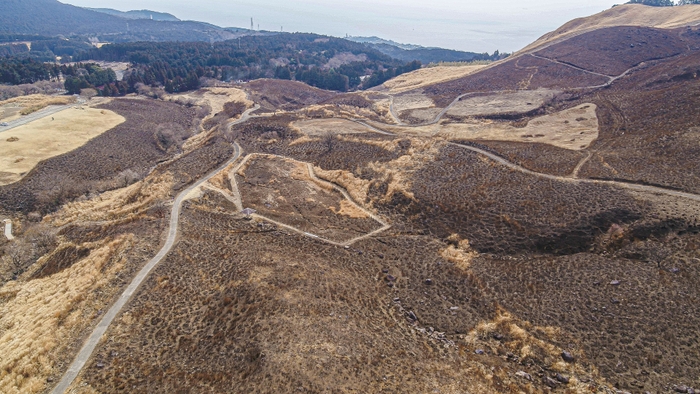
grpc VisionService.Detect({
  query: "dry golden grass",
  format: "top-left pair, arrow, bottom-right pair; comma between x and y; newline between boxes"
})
382,65 -> 487,94
169,87 -> 251,122
0,95 -> 76,122
0,107 -> 124,186
313,167 -> 371,204
465,310 -> 612,393
0,235 -> 133,394
518,4 -> 700,55
329,199 -> 369,219
440,103 -> 599,150
367,138 -> 442,202
441,236 -> 478,272
47,172 -> 174,227
291,118 -> 374,136
19,96 -> 75,115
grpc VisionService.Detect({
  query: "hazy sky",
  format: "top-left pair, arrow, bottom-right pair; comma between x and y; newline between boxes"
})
62,0 -> 620,53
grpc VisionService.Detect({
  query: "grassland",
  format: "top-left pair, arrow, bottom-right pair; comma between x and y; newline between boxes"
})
0,95 -> 76,122
381,64 -> 488,94
3,14 -> 700,394
0,107 -> 124,186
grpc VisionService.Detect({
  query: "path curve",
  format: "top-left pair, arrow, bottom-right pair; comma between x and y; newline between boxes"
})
387,56 -> 646,128
50,143 -> 243,394
448,142 -> 700,203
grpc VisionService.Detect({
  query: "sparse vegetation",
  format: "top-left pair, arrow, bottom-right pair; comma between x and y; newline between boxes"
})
2,6 -> 700,394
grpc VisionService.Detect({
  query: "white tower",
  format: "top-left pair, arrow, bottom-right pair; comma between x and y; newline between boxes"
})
4,219 -> 14,241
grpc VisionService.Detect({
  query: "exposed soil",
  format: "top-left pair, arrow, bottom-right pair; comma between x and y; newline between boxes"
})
236,156 -> 382,243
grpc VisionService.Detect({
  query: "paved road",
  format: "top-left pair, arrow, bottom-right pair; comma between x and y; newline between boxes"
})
50,143 -> 242,394
0,104 -> 74,133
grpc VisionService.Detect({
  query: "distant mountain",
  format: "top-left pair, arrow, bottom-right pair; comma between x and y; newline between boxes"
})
347,35 -> 498,64
86,8 -> 181,22
346,36 -> 422,50
0,0 -> 243,42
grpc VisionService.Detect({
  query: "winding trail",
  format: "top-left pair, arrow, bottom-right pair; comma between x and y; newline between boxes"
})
387,55 -> 644,128
219,152 -> 390,247
571,151 -> 593,179
50,143 -> 243,393
448,142 -> 700,203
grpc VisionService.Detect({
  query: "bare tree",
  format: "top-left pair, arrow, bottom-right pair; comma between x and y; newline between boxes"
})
154,123 -> 191,152
3,242 -> 30,276
322,132 -> 337,153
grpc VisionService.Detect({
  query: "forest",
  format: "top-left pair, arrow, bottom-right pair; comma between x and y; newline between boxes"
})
0,33 -> 422,95
73,33 -> 421,92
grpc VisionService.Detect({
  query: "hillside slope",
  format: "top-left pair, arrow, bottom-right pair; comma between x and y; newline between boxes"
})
518,3 -> 700,54
86,8 -> 181,22
0,0 -> 236,42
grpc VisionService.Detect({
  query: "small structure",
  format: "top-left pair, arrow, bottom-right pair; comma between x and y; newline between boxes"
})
3,219 -> 14,241
241,208 -> 256,219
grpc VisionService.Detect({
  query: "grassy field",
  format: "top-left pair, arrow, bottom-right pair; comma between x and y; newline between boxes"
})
0,107 -> 124,186
382,65 -> 488,94
0,95 -> 76,122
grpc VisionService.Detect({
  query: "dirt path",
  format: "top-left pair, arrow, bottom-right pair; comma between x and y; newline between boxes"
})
571,151 -> 593,178
51,105 -> 264,393
448,142 -> 700,203
50,143 -> 243,394
221,153 -> 390,247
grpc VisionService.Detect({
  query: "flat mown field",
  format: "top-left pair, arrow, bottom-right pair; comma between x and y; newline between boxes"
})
0,107 -> 124,185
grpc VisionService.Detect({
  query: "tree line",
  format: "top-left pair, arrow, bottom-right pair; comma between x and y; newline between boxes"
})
73,33 -> 421,93
0,58 -> 118,94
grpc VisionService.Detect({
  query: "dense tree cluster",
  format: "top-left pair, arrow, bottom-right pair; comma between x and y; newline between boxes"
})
74,33 -> 420,92
0,57 -> 60,85
62,63 -> 118,94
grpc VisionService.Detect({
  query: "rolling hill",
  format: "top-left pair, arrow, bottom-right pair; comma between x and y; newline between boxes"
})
348,35 -> 499,64
0,0 -> 240,42
86,8 -> 181,22
518,3 -> 700,54
1,4 -> 700,394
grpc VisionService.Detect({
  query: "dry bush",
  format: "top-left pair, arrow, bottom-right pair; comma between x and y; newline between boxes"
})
0,235 -> 134,394
79,89 -> 98,100
47,172 -> 174,227
0,81 -> 63,101
18,96 -> 76,116
154,123 -> 191,152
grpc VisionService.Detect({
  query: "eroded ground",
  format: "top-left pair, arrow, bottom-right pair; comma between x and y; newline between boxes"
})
235,155 -> 384,244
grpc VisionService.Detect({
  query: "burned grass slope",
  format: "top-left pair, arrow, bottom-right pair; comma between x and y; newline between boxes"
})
472,247 -> 700,393
383,144 -> 655,255
78,193 -> 605,393
535,26 -> 691,76
574,50 -> 700,194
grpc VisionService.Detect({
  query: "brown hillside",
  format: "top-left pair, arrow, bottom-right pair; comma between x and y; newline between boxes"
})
519,4 -> 700,55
